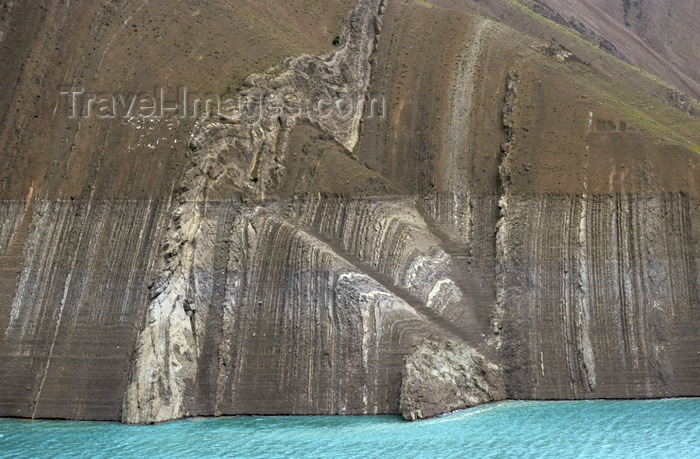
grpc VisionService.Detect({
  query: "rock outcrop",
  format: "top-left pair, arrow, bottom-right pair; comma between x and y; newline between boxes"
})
120,0 -> 502,423
400,339 -> 505,421
0,0 -> 697,423
122,0 -> 392,423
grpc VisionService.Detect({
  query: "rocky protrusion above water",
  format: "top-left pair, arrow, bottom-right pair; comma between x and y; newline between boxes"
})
400,339 -> 505,421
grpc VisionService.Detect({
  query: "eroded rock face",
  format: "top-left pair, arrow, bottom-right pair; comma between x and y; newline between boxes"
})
0,199 -> 168,420
400,339 -> 505,421
121,0 -> 508,423
0,0 -> 698,424
122,0 -> 423,423
496,193 -> 699,399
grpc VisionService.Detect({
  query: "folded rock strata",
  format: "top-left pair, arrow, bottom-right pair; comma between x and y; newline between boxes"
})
121,0 -> 501,423
0,0 -> 697,423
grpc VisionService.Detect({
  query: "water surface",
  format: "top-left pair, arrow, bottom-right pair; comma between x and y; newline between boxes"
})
2,399 -> 698,458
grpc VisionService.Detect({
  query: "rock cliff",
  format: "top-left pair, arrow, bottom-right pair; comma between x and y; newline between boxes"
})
0,0 -> 697,423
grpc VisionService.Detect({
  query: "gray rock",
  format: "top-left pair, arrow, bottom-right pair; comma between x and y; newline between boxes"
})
400,339 -> 505,421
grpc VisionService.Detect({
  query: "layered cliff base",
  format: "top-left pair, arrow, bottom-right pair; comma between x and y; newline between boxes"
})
0,0 -> 698,422
497,193 -> 698,399
0,199 -> 168,420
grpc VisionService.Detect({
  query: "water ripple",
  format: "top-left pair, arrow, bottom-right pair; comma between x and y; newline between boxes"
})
1,399 -> 698,458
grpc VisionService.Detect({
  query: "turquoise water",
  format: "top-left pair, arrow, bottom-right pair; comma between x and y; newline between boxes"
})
1,399 -> 698,458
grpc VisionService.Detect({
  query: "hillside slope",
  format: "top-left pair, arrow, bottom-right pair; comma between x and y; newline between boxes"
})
522,0 -> 700,99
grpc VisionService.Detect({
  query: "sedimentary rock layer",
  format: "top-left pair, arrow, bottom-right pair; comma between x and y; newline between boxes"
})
122,0 -> 399,424
0,199 -> 168,420
496,192 -> 699,399
0,0 -> 697,423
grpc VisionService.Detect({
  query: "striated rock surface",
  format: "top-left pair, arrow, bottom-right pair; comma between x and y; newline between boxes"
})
0,199 -> 168,420
122,0 -> 399,424
496,193 -> 699,399
0,0 -> 698,423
